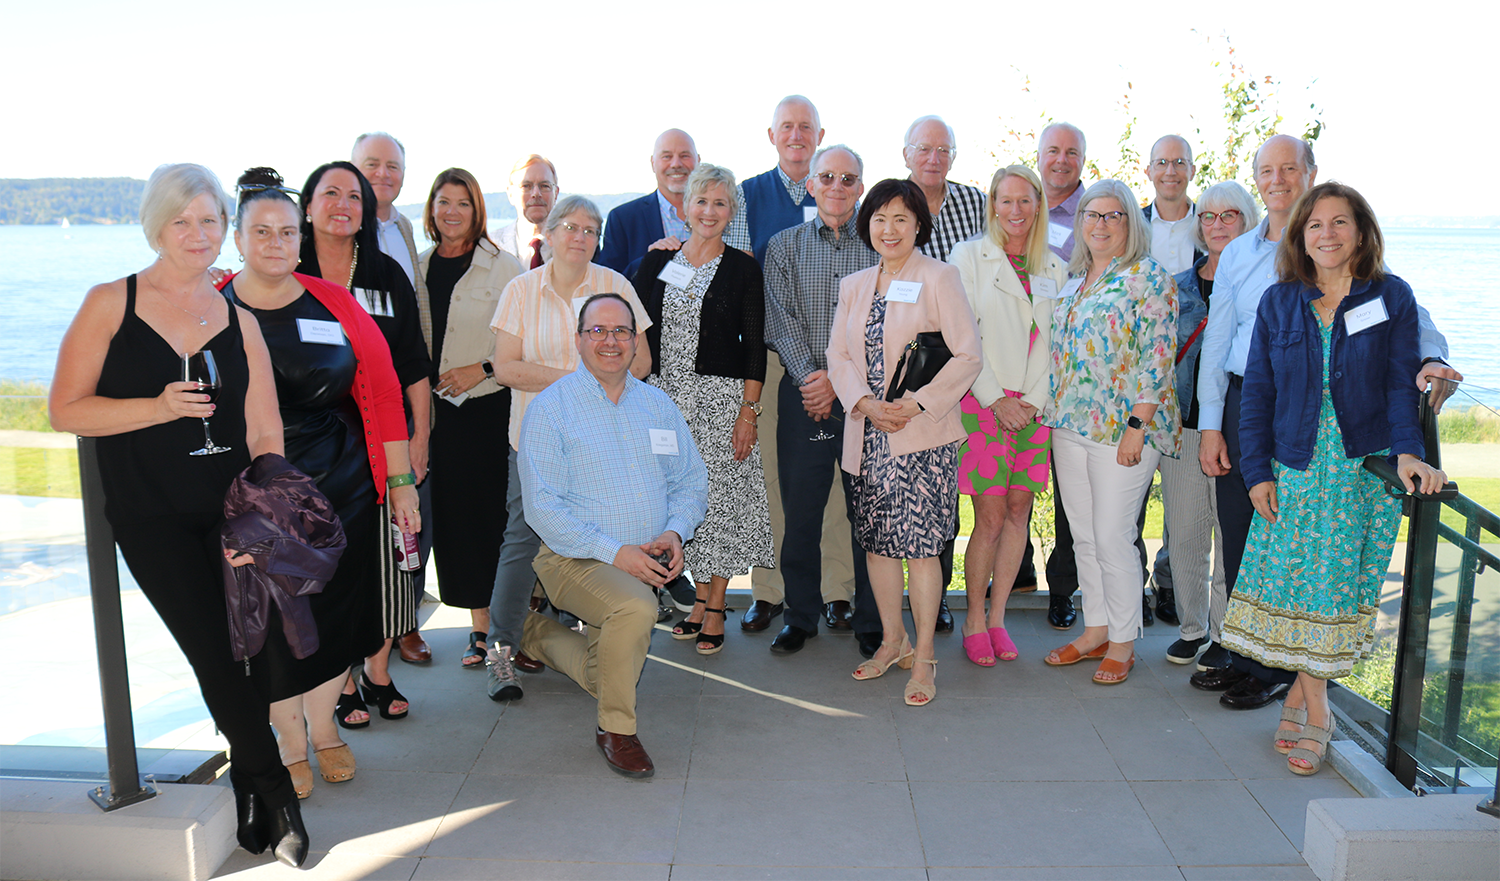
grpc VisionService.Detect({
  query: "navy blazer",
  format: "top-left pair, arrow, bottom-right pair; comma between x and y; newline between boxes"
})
1239,274 -> 1424,488
599,192 -> 664,279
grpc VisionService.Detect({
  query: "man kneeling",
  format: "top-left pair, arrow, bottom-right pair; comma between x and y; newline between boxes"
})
517,293 -> 708,778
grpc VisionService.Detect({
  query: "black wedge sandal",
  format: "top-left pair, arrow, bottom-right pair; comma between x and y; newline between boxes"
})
696,607 -> 727,656
335,690 -> 369,730
672,597 -> 707,639
358,673 -> 409,720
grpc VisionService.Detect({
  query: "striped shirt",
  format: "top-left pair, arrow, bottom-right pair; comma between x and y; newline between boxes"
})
763,214 -> 878,385
489,261 -> 652,450
519,366 -> 708,565
919,180 -> 987,263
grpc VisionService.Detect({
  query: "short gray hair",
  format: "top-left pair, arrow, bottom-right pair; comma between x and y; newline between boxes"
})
1067,179 -> 1149,275
812,144 -> 864,177
544,194 -> 603,233
685,163 -> 739,216
140,163 -> 230,251
351,131 -> 406,163
1039,121 -> 1087,157
904,115 -> 956,149
1192,181 -> 1261,251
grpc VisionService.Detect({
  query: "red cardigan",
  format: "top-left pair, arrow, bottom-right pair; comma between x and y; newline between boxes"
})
219,272 -> 409,502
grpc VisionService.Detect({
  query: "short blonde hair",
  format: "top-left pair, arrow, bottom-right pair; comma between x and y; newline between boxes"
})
1067,179 -> 1150,275
685,163 -> 739,215
140,163 -> 230,251
984,165 -> 1050,272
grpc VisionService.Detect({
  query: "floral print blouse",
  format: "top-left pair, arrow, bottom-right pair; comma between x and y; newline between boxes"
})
1047,256 -> 1181,457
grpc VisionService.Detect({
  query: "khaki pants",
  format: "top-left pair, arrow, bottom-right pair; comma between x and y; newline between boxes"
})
522,544 -> 657,735
753,352 -> 856,605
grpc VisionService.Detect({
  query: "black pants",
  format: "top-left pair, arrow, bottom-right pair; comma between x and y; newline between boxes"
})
114,512 -> 294,809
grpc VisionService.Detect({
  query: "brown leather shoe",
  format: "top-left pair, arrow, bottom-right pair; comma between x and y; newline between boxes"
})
397,630 -> 431,665
513,650 -> 544,673
596,729 -> 654,778
740,600 -> 783,632
823,600 -> 854,631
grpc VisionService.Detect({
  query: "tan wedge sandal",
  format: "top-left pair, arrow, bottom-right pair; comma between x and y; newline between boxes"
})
1288,723 -> 1333,776
1274,705 -> 1307,755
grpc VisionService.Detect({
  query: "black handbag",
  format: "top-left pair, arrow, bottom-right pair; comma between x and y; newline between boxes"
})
885,331 -> 952,401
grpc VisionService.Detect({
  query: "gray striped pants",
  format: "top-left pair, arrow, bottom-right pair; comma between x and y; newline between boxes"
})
1158,428 -> 1228,642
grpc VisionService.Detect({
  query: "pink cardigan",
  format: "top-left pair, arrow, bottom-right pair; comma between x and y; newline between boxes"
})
826,252 -> 981,476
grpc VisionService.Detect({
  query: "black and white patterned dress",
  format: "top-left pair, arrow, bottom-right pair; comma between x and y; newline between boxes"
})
648,253 -> 775,580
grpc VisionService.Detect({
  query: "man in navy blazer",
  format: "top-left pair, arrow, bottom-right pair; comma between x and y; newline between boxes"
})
598,129 -> 699,279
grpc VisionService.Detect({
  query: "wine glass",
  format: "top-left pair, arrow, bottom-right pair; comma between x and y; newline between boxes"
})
182,350 -> 231,456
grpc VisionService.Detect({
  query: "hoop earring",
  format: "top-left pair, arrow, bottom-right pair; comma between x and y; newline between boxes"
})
237,253 -> 244,263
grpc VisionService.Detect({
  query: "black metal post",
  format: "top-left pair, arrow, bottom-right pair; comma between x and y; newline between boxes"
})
77,436 -> 155,811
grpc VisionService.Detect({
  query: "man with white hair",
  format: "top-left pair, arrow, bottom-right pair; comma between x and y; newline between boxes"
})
495,155 -> 560,269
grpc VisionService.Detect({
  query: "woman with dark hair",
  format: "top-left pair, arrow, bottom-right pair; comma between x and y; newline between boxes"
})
1223,181 -> 1445,776
296,161 -> 430,721
635,163 -> 774,655
49,163 -> 308,866
223,167 -> 419,797
827,178 -> 981,705
416,168 -> 524,657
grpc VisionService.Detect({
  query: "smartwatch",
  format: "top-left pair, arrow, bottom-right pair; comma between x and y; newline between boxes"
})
481,360 -> 494,378
1126,415 -> 1144,430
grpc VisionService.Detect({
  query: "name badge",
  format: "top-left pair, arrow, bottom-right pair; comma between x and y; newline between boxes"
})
656,260 -> 695,288
649,428 -> 679,455
435,387 -> 468,406
296,318 -> 346,346
1030,277 -> 1059,300
1047,222 -> 1071,249
352,287 -> 394,317
803,206 -> 819,224
885,280 -> 922,303
1344,296 -> 1389,335
1058,277 -> 1085,300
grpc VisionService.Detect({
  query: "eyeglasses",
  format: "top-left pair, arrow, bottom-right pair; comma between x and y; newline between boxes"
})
583,326 -> 636,341
1081,210 -> 1126,226
517,181 -> 555,193
906,143 -> 954,159
560,222 -> 600,239
1151,158 -> 1191,170
815,171 -> 860,187
1198,209 -> 1243,226
238,183 -> 301,197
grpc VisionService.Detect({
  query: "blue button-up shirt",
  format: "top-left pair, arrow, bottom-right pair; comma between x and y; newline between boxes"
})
519,366 -> 708,565
1195,218 -> 1448,432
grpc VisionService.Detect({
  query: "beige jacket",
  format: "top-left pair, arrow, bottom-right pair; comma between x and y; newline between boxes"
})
417,238 -> 524,401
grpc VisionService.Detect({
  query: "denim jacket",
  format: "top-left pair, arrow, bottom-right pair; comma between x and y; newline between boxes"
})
1172,258 -> 1210,415
1239,274 -> 1424,488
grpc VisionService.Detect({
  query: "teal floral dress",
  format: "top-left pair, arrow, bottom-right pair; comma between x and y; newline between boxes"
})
1221,316 -> 1402,679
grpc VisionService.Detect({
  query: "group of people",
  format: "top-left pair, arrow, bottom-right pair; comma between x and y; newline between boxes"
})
49,95 -> 1463,866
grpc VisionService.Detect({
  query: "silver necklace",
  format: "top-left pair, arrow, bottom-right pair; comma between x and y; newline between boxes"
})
345,239 -> 359,289
149,275 -> 209,326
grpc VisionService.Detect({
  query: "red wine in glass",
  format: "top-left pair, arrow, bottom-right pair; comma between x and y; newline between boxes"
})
182,350 -> 231,456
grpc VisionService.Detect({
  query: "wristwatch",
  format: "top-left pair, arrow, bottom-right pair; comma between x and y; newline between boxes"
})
481,360 -> 494,378
1126,415 -> 1145,430
740,399 -> 763,416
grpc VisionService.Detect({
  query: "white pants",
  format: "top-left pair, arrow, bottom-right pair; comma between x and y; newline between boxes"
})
1158,427 -> 1228,642
1052,428 -> 1161,643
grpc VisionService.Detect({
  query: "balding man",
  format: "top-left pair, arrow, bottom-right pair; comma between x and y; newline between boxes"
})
352,130 -> 433,665
598,129 -> 750,278
1194,133 -> 1458,709
496,155 -> 560,269
1038,122 -> 1088,260
731,95 -> 826,263
1143,135 -> 1201,276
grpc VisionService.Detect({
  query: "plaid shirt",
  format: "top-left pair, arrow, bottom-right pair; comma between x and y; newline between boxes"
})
919,180 -> 987,263
763,213 -> 878,385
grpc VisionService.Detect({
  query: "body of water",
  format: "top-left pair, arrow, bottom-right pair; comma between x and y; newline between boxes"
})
1,223 -> 1496,407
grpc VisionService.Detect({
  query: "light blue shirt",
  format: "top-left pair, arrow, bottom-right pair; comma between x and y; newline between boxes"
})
656,190 -> 690,242
519,366 -> 707,565
1195,218 -> 1449,432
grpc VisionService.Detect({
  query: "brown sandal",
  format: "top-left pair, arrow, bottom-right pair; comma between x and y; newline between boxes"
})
1044,642 -> 1108,666
1092,654 -> 1135,685
315,744 -> 356,783
286,760 -> 313,799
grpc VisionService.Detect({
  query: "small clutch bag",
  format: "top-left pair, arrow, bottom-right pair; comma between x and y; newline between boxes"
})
885,332 -> 952,402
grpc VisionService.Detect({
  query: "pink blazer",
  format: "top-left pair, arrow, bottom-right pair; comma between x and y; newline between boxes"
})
826,252 -> 981,475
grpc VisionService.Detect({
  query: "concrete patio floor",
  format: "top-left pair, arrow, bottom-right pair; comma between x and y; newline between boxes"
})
206,599 -> 1351,880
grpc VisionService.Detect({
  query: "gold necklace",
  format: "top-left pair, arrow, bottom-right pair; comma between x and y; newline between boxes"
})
148,274 -> 209,326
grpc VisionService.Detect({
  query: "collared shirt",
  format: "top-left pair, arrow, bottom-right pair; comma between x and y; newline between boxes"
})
496,220 -> 553,266
730,165 -> 810,243
376,212 -> 416,286
656,190 -> 753,251
1148,199 -> 1197,275
1046,182 -> 1085,260
763,212 -> 878,385
489,262 -> 652,450
1196,218 -> 1449,432
519,366 -> 708,565
918,180 -> 987,263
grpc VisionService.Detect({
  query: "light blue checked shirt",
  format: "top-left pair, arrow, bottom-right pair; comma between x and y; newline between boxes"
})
519,365 -> 708,565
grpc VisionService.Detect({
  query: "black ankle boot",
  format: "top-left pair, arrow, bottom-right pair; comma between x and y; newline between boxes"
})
234,790 -> 270,855
1155,586 -> 1178,625
268,797 -> 310,868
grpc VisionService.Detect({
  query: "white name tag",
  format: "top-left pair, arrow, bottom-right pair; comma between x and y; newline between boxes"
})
435,387 -> 468,406
656,260 -> 695,288
1047,223 -> 1072,249
352,287 -> 394,317
1058,277 -> 1085,300
804,206 -> 819,224
1030,277 -> 1059,300
885,280 -> 922,303
296,318 -> 346,346
1344,296 -> 1389,335
649,428 -> 679,455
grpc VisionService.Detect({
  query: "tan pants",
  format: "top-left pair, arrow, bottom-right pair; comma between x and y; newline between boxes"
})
522,544 -> 656,735
752,352 -> 856,605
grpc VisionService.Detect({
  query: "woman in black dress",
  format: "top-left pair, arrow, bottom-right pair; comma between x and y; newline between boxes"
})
224,167 -> 419,797
49,163 -> 308,866
296,161 -> 431,724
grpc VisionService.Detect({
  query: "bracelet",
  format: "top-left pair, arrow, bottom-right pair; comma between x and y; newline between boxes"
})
739,417 -> 758,427
387,472 -> 416,488
740,399 -> 763,416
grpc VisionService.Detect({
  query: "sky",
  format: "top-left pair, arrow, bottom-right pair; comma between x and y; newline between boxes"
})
4,1 -> 1484,219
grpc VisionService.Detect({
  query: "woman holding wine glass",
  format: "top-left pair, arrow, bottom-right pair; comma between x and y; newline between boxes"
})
222,167 -> 419,798
49,164 -> 309,867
